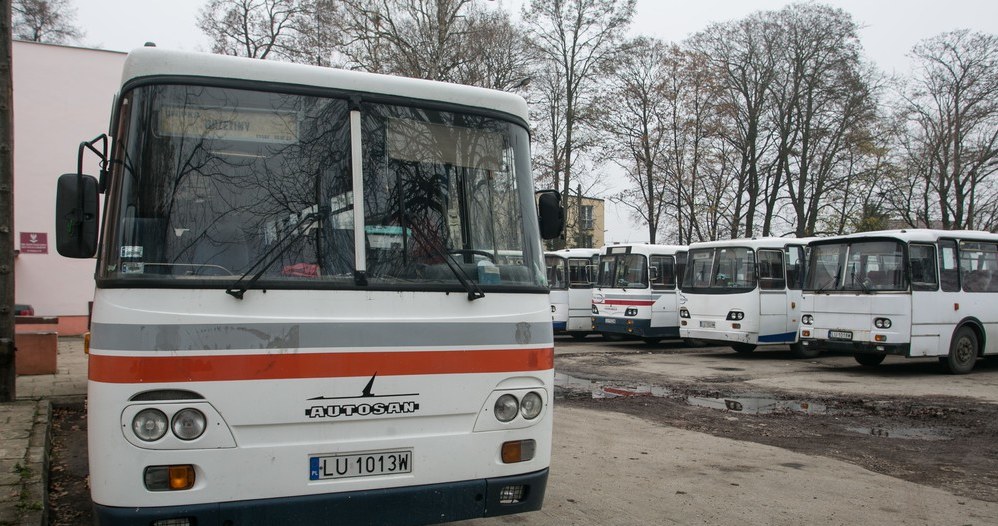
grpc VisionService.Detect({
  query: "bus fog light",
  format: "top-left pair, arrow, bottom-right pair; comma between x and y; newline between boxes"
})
133,408 -> 169,442
801,329 -> 811,337
494,394 -> 519,422
874,317 -> 892,329
171,408 -> 207,440
520,392 -> 543,420
875,334 -> 887,342
144,465 -> 195,491
501,439 -> 536,463
732,323 -> 741,329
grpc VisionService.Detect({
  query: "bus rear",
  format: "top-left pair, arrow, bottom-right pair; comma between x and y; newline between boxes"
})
56,48 -> 560,526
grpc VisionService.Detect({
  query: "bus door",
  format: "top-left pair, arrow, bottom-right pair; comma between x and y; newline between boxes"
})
758,248 -> 793,342
784,244 -> 806,336
566,256 -> 596,331
650,254 -> 679,330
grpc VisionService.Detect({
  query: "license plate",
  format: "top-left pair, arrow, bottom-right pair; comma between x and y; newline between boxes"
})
700,320 -> 716,328
310,449 -> 412,480
605,318 -> 616,324
828,330 -> 853,341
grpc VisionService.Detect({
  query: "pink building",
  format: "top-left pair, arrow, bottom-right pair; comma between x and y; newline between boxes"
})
13,41 -> 127,334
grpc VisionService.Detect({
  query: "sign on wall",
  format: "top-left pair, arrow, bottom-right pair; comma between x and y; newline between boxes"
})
19,232 -> 48,254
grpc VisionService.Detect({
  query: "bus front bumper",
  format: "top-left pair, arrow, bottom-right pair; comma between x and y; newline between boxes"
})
800,338 -> 910,356
94,469 -> 548,526
593,317 -> 678,338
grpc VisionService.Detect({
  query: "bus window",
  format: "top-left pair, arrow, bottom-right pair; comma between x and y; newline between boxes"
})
959,241 -> 998,292
909,243 -> 938,291
939,239 -> 960,291
568,258 -> 594,287
650,255 -> 676,290
785,245 -> 804,290
758,249 -> 786,290
546,256 -> 567,290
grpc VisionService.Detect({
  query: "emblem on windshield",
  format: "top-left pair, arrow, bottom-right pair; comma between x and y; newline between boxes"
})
305,373 -> 420,419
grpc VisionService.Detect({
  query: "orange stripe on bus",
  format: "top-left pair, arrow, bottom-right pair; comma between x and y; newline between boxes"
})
88,348 -> 555,384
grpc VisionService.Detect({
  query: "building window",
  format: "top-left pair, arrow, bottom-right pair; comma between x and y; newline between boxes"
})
580,205 -> 594,230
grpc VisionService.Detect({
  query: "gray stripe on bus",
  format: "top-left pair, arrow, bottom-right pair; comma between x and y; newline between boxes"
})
90,322 -> 552,351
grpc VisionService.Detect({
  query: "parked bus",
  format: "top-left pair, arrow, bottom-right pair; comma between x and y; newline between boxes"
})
545,248 -> 599,339
679,237 -> 812,356
592,244 -> 687,343
55,47 -> 563,526
799,229 -> 998,374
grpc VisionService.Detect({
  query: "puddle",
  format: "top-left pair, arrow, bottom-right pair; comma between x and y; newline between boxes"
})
555,373 -> 824,416
847,426 -> 951,441
554,372 -> 672,399
686,396 -> 827,415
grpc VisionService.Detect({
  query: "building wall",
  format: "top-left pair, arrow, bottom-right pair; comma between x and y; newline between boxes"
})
13,42 -> 126,331
563,196 -> 605,249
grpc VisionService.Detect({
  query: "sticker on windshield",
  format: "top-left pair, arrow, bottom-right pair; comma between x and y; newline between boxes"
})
121,246 -> 143,258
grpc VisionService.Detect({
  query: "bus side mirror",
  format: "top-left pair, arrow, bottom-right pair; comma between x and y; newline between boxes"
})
56,173 -> 100,258
537,190 -> 564,240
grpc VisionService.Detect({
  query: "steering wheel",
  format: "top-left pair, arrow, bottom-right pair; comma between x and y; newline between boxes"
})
447,249 -> 496,263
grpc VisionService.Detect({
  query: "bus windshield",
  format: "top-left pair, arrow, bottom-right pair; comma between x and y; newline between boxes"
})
804,240 -> 907,292
682,247 -> 756,292
597,254 -> 647,289
101,84 -> 542,290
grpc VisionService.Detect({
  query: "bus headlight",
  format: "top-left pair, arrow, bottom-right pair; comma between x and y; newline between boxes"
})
592,305 -> 599,314
625,307 -> 638,316
520,392 -> 543,420
802,315 -> 813,325
171,408 -> 207,441
133,408 -> 169,442
679,308 -> 690,319
494,394 -> 519,422
874,317 -> 892,329
726,311 -> 745,321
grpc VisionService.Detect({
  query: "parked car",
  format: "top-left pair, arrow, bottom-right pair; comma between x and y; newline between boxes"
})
14,303 -> 34,316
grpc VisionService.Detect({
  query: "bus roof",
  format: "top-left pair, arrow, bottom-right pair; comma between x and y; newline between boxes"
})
119,47 -> 530,123
809,229 -> 998,245
686,237 -> 811,250
599,243 -> 686,255
546,248 -> 600,259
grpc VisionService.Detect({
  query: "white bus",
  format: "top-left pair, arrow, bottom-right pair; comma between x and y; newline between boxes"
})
799,229 -> 998,373
592,244 -> 687,343
679,237 -> 812,356
545,248 -> 599,339
55,47 -> 563,525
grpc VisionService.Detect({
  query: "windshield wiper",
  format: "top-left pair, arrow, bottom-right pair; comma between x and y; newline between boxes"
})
813,266 -> 840,294
226,206 -> 329,300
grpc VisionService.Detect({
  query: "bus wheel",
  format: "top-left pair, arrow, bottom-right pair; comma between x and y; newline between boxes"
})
731,343 -> 756,353
942,327 -> 978,374
854,353 -> 886,366
790,342 -> 820,359
570,332 -> 588,340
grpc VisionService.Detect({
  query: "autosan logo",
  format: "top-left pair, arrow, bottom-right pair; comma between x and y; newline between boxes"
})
305,374 -> 420,419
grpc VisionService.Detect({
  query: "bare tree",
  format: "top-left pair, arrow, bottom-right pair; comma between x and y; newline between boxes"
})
601,38 -> 672,244
899,29 -> 998,231
522,0 -> 635,248
12,0 -> 84,44
197,0 -> 309,60
688,12 -> 779,239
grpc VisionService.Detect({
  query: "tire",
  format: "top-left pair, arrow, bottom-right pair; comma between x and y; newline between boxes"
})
790,342 -> 820,359
731,343 -> 756,354
854,353 -> 887,366
570,332 -> 588,341
942,326 -> 979,374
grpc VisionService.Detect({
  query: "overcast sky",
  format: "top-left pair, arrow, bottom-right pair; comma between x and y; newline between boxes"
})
70,0 -> 998,242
